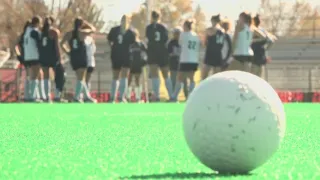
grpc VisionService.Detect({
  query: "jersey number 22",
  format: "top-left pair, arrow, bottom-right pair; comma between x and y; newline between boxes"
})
188,40 -> 196,50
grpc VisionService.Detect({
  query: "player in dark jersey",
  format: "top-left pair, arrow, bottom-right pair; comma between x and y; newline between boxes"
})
146,10 -> 172,101
40,16 -> 67,102
167,27 -> 188,99
107,14 -> 136,102
15,20 -> 31,101
251,14 -> 276,78
60,17 -> 97,103
202,14 -> 232,80
23,16 -> 42,102
127,30 -> 147,102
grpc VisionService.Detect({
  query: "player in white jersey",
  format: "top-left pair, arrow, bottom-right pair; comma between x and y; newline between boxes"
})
84,31 -> 96,95
23,16 -> 42,102
171,19 -> 200,102
15,20 -> 31,101
221,18 -> 233,70
229,12 -> 267,72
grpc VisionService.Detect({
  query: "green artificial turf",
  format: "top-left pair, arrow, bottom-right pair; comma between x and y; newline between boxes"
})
0,104 -> 319,179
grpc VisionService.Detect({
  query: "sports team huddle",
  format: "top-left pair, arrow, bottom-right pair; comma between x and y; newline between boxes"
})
16,15 -> 97,103
107,10 -> 276,102
16,10 -> 276,103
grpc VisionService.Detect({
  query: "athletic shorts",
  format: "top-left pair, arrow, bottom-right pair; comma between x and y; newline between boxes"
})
130,61 -> 144,74
147,52 -> 168,67
87,67 -> 95,73
24,60 -> 40,67
111,58 -> 131,70
70,58 -> 87,71
233,55 -> 253,63
40,58 -> 58,68
204,55 -> 223,67
252,56 -> 267,66
179,63 -> 198,72
169,58 -> 179,71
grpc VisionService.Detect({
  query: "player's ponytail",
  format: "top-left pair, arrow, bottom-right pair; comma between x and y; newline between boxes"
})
211,14 -> 221,23
240,12 -> 252,26
221,19 -> 232,32
73,17 -> 83,38
31,15 -> 42,27
120,14 -> 130,33
184,19 -> 194,31
22,20 -> 31,35
20,20 -> 31,42
253,14 -> 261,27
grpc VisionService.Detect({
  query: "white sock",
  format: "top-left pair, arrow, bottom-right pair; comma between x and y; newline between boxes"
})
135,86 -> 142,100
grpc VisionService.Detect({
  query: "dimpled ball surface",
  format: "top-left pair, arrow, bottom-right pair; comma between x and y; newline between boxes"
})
183,70 -> 286,174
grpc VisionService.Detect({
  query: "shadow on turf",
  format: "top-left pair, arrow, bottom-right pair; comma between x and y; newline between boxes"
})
119,172 -> 252,179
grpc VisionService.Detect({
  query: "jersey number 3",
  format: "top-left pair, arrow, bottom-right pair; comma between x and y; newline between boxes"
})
42,37 -> 47,46
188,40 -> 196,50
155,31 -> 160,42
216,35 -> 224,44
117,35 -> 123,44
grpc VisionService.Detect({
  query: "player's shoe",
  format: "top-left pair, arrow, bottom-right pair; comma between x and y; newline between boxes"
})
73,98 -> 84,103
84,97 -> 97,103
30,99 -> 43,103
150,98 -> 160,102
42,98 -> 53,103
54,98 -> 69,103
107,98 -> 114,103
118,98 -> 128,103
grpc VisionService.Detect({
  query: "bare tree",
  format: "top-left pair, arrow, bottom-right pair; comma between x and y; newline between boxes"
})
130,0 -> 206,40
0,0 -> 105,53
258,0 -> 313,37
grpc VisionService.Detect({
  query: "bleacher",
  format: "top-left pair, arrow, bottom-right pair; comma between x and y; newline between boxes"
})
268,38 -> 320,60
42,36 -> 320,95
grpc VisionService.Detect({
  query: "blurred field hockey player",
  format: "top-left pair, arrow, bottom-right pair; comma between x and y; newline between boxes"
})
60,17 -> 97,103
107,14 -> 136,102
202,14 -> 232,80
127,30 -> 147,102
229,11 -> 266,72
83,26 -> 96,97
220,18 -> 233,70
172,19 -> 200,102
40,16 -> 67,102
23,16 -> 42,102
251,14 -> 276,78
167,27 -> 188,99
15,20 -> 31,101
146,10 -> 173,101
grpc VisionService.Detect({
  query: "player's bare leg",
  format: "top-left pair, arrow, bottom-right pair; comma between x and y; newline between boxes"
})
118,67 -> 130,102
74,68 -> 96,103
160,66 -> 173,100
149,64 -> 160,101
29,64 -> 42,102
37,68 -> 46,100
201,64 -> 211,80
172,72 -> 186,102
134,73 -> 142,102
186,71 -> 196,95
42,67 -> 51,102
110,70 -> 120,102
127,73 -> 133,100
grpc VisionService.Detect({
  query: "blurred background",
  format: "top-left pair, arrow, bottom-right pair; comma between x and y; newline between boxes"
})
0,0 -> 320,102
